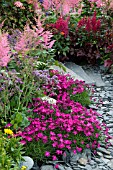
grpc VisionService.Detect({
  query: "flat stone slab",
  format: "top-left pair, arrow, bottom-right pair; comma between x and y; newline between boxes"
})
84,70 -> 105,87
64,62 -> 105,86
64,62 -> 95,85
50,63 -> 84,81
20,156 -> 34,170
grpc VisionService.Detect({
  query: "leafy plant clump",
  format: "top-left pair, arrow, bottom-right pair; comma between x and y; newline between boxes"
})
0,128 -> 24,169
0,17 -> 56,129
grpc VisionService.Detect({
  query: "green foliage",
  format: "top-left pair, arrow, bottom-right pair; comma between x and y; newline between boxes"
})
0,0 -> 35,31
0,130 -> 23,169
70,90 -> 91,107
53,34 -> 70,61
0,57 -> 42,129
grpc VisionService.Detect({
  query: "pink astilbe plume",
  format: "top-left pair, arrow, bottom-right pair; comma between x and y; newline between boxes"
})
27,0 -> 41,13
0,32 -> 11,66
43,0 -> 81,16
0,20 -> 6,29
89,0 -> 103,7
15,16 -> 55,56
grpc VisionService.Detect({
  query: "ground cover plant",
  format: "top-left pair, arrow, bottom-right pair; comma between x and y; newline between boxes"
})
0,0 -> 113,169
34,69 -> 92,106
0,128 -> 24,170
17,97 -> 110,163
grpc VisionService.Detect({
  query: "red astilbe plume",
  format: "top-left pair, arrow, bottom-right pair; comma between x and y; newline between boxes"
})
77,17 -> 87,28
0,32 -> 11,67
50,17 -> 70,37
90,11 -> 101,32
77,11 -> 101,33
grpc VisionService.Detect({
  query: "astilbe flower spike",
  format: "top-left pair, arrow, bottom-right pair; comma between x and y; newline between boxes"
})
42,0 -> 81,16
14,1 -> 24,8
15,17 -> 55,56
0,32 -> 11,66
77,11 -> 101,33
50,17 -> 70,37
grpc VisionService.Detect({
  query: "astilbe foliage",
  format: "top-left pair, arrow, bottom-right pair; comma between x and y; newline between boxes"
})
0,32 -> 11,67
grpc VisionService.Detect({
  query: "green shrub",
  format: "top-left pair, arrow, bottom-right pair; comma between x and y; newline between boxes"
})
0,0 -> 35,31
0,129 -> 23,170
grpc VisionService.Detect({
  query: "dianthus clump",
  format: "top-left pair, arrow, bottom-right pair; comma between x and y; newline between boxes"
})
18,96 -> 110,161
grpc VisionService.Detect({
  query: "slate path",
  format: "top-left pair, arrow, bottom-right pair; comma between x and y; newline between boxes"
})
31,63 -> 113,170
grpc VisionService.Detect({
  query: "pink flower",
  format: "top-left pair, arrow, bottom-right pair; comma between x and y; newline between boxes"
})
104,59 -> 113,68
86,144 -> 90,148
0,33 -> 11,66
50,131 -> 56,136
20,140 -> 26,145
73,150 -> 77,154
52,155 -> 57,161
37,132 -> 43,138
66,145 -> 71,149
95,133 -> 100,138
81,141 -> 84,145
56,150 -> 62,155
55,164 -> 59,169
73,140 -> 76,144
97,143 -> 100,148
50,136 -> 57,141
58,143 -> 65,149
76,147 -> 82,152
5,123 -> 12,127
25,136 -> 32,141
57,134 -> 62,138
14,1 -> 23,8
64,140 -> 72,145
45,151 -> 50,157
73,131 -> 77,135
77,126 -> 83,131
52,142 -> 58,147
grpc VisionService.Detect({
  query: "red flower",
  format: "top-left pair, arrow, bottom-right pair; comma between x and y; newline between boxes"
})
50,17 -> 70,37
104,59 -> 113,68
77,11 -> 101,33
